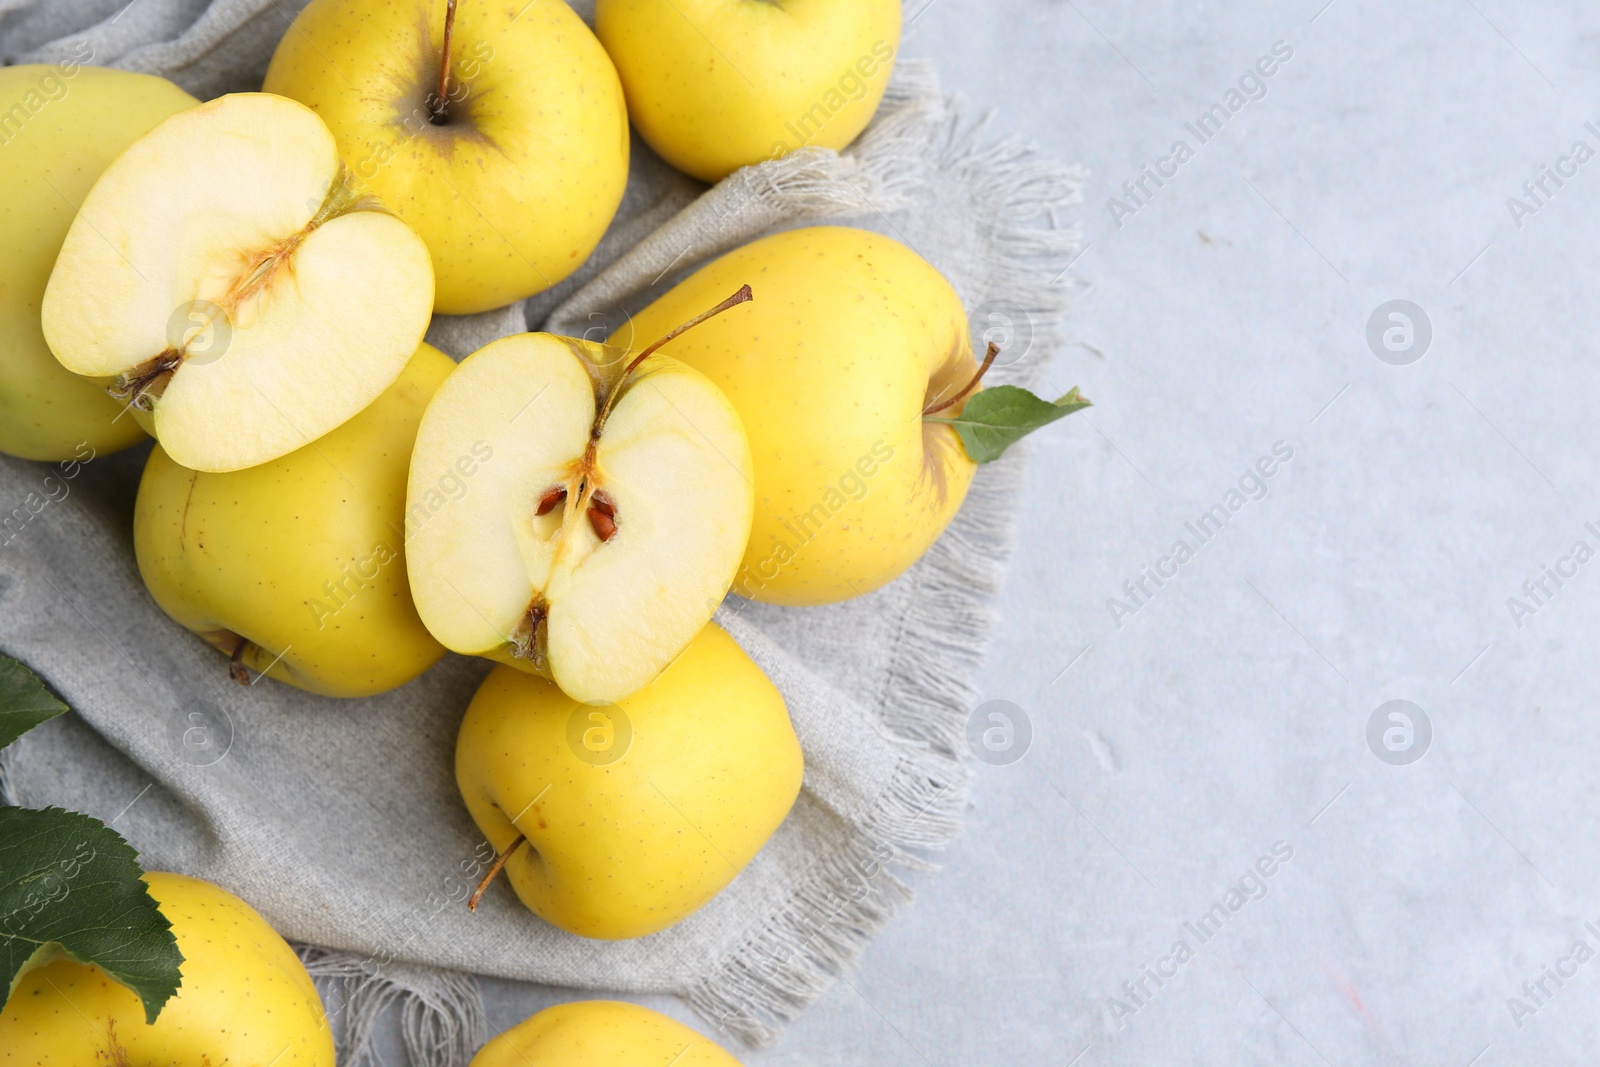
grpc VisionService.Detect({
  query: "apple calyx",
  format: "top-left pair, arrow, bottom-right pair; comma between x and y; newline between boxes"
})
467,833 -> 527,911
108,166 -> 379,411
110,350 -> 183,411
922,340 -> 999,417
509,600 -> 550,671
431,0 -> 460,126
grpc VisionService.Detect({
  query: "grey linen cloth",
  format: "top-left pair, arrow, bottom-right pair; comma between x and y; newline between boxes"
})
0,1 -> 1086,1061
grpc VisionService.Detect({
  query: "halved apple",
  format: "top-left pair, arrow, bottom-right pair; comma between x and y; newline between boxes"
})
406,316 -> 755,704
41,92 -> 433,473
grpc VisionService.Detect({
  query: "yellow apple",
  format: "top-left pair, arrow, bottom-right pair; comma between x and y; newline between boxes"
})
41,92 -> 436,474
0,64 -> 196,461
618,226 -> 980,606
405,317 -> 754,706
0,871 -> 333,1066
456,622 -> 802,939
596,0 -> 901,182
133,344 -> 453,698
472,1001 -> 742,1066
264,0 -> 630,314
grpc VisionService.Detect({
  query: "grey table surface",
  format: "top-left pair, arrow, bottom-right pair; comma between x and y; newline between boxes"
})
391,1 -> 1600,1063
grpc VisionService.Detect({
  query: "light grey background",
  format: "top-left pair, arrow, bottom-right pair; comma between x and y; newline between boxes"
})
401,1 -> 1600,1063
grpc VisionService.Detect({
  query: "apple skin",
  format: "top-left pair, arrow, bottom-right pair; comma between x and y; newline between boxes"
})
0,872 -> 334,1066
456,622 -> 802,940
0,65 -> 197,461
133,344 -> 452,698
264,0 -> 629,315
595,0 -> 901,183
618,226 -> 979,606
472,1001 -> 743,1067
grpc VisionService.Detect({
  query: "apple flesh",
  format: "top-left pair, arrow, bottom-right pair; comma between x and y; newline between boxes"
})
406,329 -> 753,705
41,92 -> 434,473
264,0 -> 630,314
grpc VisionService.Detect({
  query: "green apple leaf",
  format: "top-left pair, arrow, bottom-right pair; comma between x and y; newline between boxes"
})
0,655 -> 68,750
926,385 -> 1092,463
0,806 -> 183,1024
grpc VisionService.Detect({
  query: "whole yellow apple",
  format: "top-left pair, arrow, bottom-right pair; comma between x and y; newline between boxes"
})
619,226 -> 980,606
0,871 -> 333,1066
472,1001 -> 742,1066
456,622 -> 802,939
133,344 -> 453,697
0,64 -> 196,461
264,0 -> 629,314
596,0 -> 901,182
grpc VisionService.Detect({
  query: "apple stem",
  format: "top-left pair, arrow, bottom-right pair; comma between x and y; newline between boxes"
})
591,284 -> 753,435
228,636 -> 250,686
922,341 -> 1000,417
467,834 -> 527,911
431,0 -> 458,125
622,284 -> 753,379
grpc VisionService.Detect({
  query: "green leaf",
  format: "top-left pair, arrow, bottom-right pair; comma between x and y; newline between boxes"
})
0,655 -> 68,750
926,384 -> 1092,463
0,806 -> 183,1024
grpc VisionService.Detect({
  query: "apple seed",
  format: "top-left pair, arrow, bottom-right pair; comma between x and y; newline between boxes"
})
588,489 -> 617,542
535,485 -> 567,516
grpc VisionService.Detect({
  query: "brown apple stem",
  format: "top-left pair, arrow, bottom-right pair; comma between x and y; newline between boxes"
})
228,636 -> 251,686
621,284 -> 753,379
431,0 -> 458,124
467,834 -> 527,912
922,341 -> 1000,417
592,284 -> 753,435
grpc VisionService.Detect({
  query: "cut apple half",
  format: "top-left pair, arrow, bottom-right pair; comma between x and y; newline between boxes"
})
406,323 -> 755,705
41,92 -> 434,473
